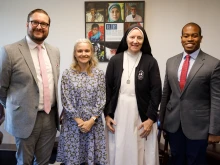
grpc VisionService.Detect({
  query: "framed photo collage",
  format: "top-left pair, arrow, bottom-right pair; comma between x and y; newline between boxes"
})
85,1 -> 145,62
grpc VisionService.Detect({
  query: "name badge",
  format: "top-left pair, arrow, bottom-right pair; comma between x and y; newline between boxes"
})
138,70 -> 144,80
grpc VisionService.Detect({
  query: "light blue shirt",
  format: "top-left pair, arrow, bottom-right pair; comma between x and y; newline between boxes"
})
178,49 -> 200,81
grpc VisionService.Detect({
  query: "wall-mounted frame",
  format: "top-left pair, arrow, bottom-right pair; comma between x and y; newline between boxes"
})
85,1 -> 145,62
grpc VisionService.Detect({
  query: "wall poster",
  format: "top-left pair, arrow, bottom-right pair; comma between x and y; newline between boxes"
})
85,1 -> 145,62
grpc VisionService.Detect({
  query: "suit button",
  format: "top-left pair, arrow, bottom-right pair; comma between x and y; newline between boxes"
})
35,106 -> 38,109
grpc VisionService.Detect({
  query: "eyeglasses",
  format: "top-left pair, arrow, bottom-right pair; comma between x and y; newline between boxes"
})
29,21 -> 49,28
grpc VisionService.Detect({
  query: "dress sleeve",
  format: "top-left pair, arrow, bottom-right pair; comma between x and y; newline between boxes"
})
61,69 -> 79,119
90,69 -> 106,117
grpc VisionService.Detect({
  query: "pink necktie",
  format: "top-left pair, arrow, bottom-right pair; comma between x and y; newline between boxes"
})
179,55 -> 190,91
37,45 -> 51,114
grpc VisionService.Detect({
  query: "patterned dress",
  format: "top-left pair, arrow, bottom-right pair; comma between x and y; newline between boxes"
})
56,68 -> 107,165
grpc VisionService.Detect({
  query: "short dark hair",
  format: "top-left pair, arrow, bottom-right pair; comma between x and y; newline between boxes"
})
87,3 -> 96,10
91,23 -> 99,29
130,4 -> 137,8
27,9 -> 51,25
182,22 -> 202,36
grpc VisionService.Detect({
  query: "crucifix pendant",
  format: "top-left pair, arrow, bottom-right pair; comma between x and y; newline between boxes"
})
127,79 -> 130,84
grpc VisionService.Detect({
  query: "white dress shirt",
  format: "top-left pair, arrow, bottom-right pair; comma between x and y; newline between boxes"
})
125,14 -> 143,22
178,48 -> 200,81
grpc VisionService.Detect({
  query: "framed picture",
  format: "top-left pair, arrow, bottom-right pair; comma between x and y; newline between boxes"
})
85,1 -> 145,62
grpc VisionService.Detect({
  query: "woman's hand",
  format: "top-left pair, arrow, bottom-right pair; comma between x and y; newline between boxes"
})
105,115 -> 116,133
74,118 -> 84,125
138,118 -> 154,138
78,118 -> 95,133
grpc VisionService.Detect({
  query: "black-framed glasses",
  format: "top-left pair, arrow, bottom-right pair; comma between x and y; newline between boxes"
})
29,21 -> 49,28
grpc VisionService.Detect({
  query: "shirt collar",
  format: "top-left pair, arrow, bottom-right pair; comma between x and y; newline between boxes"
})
26,35 -> 45,50
183,48 -> 200,60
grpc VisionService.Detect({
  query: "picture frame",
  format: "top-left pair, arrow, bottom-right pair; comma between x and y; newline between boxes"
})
85,1 -> 145,62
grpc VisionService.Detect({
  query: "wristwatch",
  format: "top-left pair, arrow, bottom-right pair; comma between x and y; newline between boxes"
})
91,116 -> 97,122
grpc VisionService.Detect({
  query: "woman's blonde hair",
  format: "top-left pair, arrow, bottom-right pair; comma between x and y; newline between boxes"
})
71,39 -> 98,76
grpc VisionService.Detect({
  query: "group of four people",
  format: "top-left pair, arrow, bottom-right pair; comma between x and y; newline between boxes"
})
0,8 -> 220,165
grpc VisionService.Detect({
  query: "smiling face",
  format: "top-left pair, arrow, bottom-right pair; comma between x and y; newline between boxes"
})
109,7 -> 120,21
181,24 -> 203,54
126,28 -> 144,54
27,12 -> 50,44
74,42 -> 92,68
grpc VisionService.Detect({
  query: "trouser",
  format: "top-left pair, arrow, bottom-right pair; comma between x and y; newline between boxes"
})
15,109 -> 57,165
167,126 -> 208,165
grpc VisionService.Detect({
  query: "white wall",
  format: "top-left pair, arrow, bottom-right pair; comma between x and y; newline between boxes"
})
1,0 -> 220,144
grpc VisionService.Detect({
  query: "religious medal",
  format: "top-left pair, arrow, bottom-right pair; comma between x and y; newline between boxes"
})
138,70 -> 144,80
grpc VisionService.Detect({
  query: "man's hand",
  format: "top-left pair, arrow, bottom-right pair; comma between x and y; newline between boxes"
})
208,134 -> 220,143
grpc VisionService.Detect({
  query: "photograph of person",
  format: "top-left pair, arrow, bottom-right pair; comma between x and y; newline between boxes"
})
86,2 -> 104,22
87,23 -> 104,42
86,23 -> 105,62
125,3 -> 143,22
107,3 -> 124,22
105,42 -> 119,60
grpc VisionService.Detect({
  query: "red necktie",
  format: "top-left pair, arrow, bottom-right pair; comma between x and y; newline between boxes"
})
179,55 -> 190,91
37,45 -> 51,114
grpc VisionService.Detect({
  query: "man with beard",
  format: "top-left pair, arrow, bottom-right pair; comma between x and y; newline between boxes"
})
0,9 -> 60,165
159,22 -> 220,165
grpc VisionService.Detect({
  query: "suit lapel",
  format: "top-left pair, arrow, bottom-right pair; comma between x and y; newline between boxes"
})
173,53 -> 183,93
18,38 -> 38,84
181,50 -> 205,93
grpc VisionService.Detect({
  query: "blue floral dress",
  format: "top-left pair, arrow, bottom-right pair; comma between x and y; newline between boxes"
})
56,68 -> 107,165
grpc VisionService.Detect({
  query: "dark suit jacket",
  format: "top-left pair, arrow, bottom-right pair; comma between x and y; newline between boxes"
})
104,52 -> 162,122
0,38 -> 60,138
159,50 -> 220,140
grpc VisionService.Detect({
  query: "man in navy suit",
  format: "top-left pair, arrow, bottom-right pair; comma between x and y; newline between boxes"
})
159,22 -> 220,165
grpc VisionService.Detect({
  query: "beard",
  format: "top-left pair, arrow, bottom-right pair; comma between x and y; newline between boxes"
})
28,29 -> 48,43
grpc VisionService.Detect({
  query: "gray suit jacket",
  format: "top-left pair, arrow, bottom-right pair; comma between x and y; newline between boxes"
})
0,38 -> 60,138
159,50 -> 220,140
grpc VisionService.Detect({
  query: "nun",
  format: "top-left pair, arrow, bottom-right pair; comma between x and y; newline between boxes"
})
104,24 -> 162,165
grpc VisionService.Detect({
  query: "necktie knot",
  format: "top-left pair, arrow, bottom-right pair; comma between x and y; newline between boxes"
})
37,45 -> 42,50
185,54 -> 190,60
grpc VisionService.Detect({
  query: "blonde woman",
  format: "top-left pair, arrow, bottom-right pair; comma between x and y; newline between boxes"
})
56,39 -> 107,165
